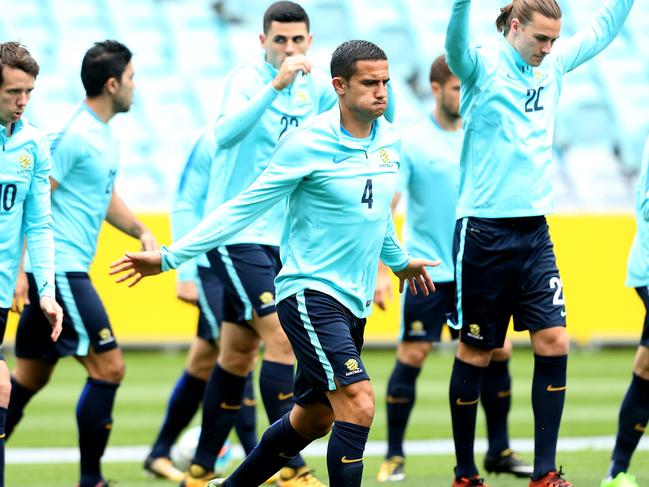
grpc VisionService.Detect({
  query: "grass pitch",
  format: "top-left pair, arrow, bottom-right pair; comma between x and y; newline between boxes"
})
5,347 -> 648,486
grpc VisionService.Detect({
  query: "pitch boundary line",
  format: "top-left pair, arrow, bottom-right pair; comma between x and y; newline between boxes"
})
6,436 -> 648,464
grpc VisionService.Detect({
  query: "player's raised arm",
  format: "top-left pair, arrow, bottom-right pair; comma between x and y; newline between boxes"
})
445,0 -> 480,83
558,0 -> 635,73
214,17 -> 313,148
111,132 -> 311,286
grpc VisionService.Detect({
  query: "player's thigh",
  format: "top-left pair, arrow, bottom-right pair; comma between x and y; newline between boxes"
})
0,360 -> 10,407
491,338 -> 513,361
217,321 -> 260,375
0,309 -> 8,405
206,244 -> 280,327
454,217 -> 518,350
289,402 -> 334,440
52,273 -> 120,359
514,220 -> 566,337
326,379 -> 375,427
634,345 -> 649,379
12,357 -> 55,391
276,290 -> 368,411
14,274 -> 62,364
76,346 -> 125,384
398,282 -> 456,366
195,265 -> 224,345
186,337 -> 219,380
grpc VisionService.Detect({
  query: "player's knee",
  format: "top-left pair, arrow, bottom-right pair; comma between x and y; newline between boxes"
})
309,411 -> 335,439
341,383 -> 375,426
398,342 -> 431,367
532,327 -> 570,356
633,346 -> 649,378
96,359 -> 126,384
0,376 -> 11,405
219,349 -> 256,375
492,340 -> 512,361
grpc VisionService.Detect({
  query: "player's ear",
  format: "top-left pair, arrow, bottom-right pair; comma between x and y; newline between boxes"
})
332,77 -> 345,96
104,76 -> 119,96
259,33 -> 266,47
510,17 -> 521,33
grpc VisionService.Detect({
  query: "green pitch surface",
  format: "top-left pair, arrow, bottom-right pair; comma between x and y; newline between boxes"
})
5,347 -> 649,486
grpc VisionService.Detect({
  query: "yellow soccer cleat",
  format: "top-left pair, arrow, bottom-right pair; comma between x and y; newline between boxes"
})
179,464 -> 218,487
277,466 -> 326,486
144,456 -> 185,482
377,456 -> 406,482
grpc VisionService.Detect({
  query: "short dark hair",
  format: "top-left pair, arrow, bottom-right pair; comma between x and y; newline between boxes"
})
81,40 -> 132,98
0,42 -> 39,86
263,1 -> 310,35
429,54 -> 454,84
330,40 -> 387,80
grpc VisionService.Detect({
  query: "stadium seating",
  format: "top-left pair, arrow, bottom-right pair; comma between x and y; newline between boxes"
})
1,0 -> 646,210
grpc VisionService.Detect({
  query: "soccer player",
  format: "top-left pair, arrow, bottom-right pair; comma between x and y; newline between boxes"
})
111,39 -> 435,487
6,40 -> 157,487
148,3 -> 389,486
600,137 -> 649,487
376,55 -> 531,483
144,124 -> 259,482
0,41 -> 63,487
445,0 -> 634,486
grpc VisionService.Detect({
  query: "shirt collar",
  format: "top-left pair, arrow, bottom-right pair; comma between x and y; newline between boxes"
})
325,104 -> 389,151
499,35 -> 531,73
0,117 -> 25,141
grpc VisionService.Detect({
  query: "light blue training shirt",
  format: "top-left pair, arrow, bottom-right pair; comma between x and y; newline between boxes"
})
27,103 -> 120,273
161,107 -> 409,318
446,0 -> 634,218
400,115 -> 463,283
627,137 -> 649,288
0,117 -> 55,307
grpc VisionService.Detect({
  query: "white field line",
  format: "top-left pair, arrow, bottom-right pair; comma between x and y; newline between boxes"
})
6,436 -> 649,464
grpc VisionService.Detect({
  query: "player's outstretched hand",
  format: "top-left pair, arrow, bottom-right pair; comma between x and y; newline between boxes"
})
273,54 -> 312,90
140,230 -> 158,251
40,296 -> 63,342
11,270 -> 30,313
110,250 -> 163,287
393,259 -> 440,296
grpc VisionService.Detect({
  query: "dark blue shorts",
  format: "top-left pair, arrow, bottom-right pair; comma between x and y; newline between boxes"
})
206,244 -> 281,327
0,307 -> 7,360
195,265 -> 224,343
635,287 -> 649,347
15,273 -> 118,363
454,216 -> 566,350
400,282 -> 459,342
276,290 -> 369,408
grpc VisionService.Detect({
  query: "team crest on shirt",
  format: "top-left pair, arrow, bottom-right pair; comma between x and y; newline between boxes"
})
98,327 -> 115,345
377,148 -> 397,168
408,320 -> 426,337
259,291 -> 275,308
344,358 -> 363,376
533,68 -> 548,84
467,324 -> 483,340
17,154 -> 32,173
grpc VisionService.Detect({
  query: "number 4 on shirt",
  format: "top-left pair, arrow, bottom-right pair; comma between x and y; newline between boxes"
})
361,178 -> 373,208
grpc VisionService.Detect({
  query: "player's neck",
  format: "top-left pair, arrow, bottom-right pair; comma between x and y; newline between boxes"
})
339,111 -> 373,138
433,109 -> 461,132
84,97 -> 115,124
